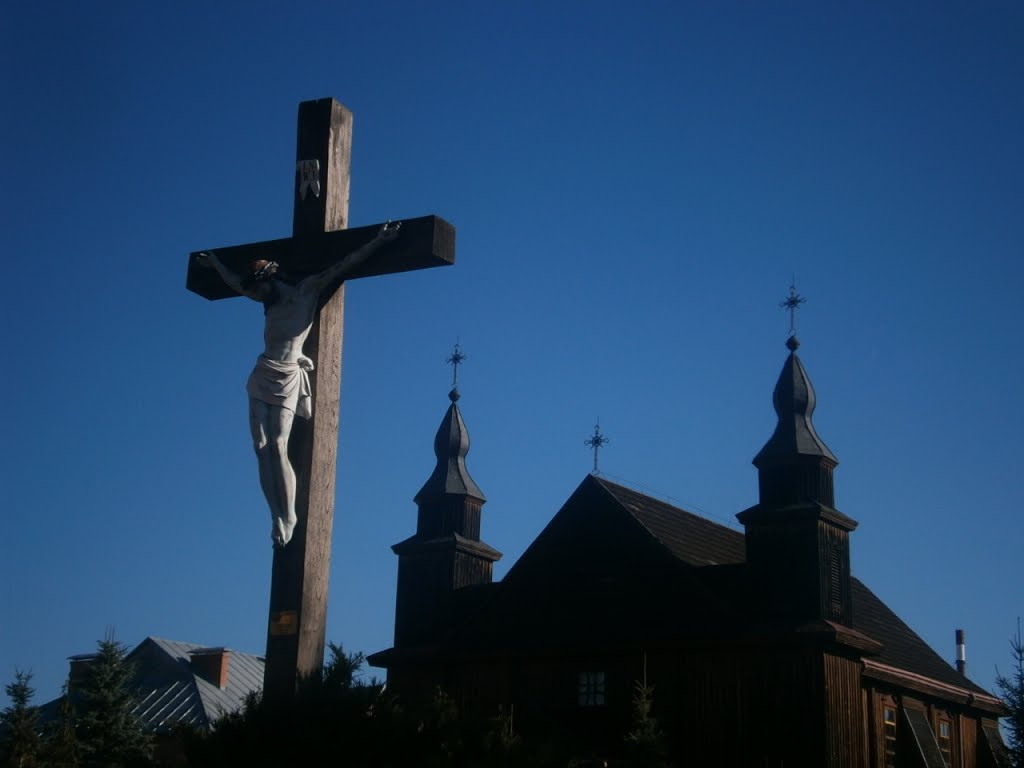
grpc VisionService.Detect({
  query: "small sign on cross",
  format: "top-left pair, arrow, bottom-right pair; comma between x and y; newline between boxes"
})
297,159 -> 321,200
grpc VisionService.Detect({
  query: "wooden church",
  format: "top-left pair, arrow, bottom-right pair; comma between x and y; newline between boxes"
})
368,327 -> 1008,767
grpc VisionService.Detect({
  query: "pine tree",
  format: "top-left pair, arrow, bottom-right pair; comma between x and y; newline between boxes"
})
40,683 -> 80,768
624,659 -> 668,768
1,669 -> 41,768
996,619 -> 1024,768
74,634 -> 151,768
321,642 -> 365,692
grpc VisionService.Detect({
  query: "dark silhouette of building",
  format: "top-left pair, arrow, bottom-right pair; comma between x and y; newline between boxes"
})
369,335 -> 1009,767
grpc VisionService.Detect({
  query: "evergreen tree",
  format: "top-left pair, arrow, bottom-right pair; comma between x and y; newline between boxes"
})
40,684 -> 80,768
74,634 -> 151,768
482,704 -> 525,767
996,619 -> 1024,768
321,642 -> 365,692
624,664 -> 668,768
1,669 -> 41,768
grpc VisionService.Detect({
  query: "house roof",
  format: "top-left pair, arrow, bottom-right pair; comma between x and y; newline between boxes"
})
43,636 -> 264,733
130,637 -> 264,732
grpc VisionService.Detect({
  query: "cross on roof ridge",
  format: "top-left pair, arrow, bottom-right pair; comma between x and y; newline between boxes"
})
584,421 -> 610,475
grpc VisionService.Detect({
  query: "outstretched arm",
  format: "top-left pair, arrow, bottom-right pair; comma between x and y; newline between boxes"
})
303,221 -> 401,296
195,251 -> 264,302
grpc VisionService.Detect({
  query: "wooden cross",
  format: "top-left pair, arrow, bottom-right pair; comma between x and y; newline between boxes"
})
186,98 -> 454,705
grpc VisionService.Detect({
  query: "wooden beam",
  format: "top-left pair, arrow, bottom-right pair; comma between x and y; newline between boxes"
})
186,215 -> 455,301
261,97 -> 349,705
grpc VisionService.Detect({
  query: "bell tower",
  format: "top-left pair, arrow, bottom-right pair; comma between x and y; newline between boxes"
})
736,288 -> 857,626
392,345 -> 501,647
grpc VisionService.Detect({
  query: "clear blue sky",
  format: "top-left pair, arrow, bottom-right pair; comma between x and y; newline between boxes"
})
2,1 -> 1021,706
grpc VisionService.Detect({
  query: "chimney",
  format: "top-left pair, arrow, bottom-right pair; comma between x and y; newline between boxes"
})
66,654 -> 98,694
955,629 -> 967,675
190,647 -> 230,689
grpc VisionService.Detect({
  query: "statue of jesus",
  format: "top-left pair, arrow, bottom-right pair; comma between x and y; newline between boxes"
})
197,222 -> 401,547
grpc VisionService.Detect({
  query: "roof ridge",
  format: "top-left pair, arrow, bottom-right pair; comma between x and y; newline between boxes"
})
144,636 -> 263,659
145,636 -> 201,652
592,474 -> 742,533
590,476 -> 684,555
592,475 -> 745,567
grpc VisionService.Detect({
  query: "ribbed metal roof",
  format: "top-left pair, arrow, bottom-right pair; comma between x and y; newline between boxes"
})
48,637 -> 263,733
130,637 -> 264,732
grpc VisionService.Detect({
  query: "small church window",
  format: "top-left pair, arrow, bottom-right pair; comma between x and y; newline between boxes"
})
938,718 -> 952,765
577,671 -> 606,707
883,706 -> 898,768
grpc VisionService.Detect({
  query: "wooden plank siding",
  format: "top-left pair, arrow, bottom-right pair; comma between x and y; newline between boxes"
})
863,682 -> 1005,768
961,715 -> 976,768
390,649 -> 1004,767
824,652 -> 865,767
450,646 -> 856,765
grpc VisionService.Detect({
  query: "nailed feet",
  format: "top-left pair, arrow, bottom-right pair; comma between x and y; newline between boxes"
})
272,513 -> 297,548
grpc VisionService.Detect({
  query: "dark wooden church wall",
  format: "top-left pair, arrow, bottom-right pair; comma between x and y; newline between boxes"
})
823,652 -> 866,767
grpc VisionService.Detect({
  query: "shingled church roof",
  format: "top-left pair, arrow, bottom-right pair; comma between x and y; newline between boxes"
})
602,476 -> 992,696
407,474 -> 991,700
597,479 -> 746,566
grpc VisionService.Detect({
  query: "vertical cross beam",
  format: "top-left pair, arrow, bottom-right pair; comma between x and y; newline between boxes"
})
263,98 -> 351,704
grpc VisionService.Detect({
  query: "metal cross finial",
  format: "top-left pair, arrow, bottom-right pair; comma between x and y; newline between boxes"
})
446,341 -> 467,389
779,281 -> 806,336
584,421 -> 610,475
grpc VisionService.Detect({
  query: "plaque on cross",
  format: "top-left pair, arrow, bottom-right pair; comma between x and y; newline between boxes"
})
187,98 -> 454,705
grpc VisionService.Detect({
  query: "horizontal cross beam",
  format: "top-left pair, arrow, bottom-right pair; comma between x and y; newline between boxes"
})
186,214 -> 455,301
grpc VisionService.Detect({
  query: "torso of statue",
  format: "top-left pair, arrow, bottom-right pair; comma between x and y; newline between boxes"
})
261,280 -> 317,363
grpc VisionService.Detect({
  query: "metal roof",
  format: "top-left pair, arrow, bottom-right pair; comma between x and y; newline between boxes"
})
41,636 -> 265,734
130,637 -> 265,732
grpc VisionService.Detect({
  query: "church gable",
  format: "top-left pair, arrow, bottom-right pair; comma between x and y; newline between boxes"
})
502,475 -> 678,588
453,476 -> 739,654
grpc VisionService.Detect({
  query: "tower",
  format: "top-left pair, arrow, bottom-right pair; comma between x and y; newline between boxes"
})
736,293 -> 857,626
391,348 -> 501,648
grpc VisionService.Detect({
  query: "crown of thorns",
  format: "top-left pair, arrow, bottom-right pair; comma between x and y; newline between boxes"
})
241,261 -> 279,288
252,261 -> 279,280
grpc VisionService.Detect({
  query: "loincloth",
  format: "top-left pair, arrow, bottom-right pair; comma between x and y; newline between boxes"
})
246,355 -> 314,419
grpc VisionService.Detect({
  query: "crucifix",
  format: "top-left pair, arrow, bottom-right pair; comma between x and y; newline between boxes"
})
186,98 -> 455,705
